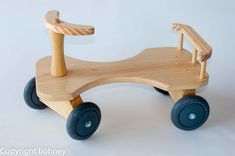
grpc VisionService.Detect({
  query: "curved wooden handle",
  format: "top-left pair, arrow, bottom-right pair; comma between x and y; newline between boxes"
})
44,10 -> 94,35
172,23 -> 212,62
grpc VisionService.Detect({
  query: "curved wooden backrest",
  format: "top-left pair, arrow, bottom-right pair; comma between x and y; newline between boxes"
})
44,10 -> 94,35
172,23 -> 212,62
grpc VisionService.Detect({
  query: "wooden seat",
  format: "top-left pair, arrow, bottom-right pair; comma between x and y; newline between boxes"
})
36,47 -> 208,101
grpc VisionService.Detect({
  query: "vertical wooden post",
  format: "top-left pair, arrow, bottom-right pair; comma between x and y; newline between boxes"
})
169,89 -> 196,102
200,61 -> 207,79
178,33 -> 184,50
192,48 -> 197,64
49,31 -> 67,77
70,95 -> 83,108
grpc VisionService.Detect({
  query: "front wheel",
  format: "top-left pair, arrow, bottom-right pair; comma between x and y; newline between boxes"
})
171,95 -> 209,130
66,102 -> 101,140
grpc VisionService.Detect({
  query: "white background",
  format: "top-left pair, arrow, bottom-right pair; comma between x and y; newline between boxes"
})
0,0 -> 235,156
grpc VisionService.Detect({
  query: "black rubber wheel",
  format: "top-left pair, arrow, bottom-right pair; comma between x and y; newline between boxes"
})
154,87 -> 169,95
66,102 -> 101,140
24,77 -> 47,109
171,95 -> 209,130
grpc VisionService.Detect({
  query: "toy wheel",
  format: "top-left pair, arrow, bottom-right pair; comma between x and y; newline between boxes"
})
153,87 -> 169,95
66,102 -> 101,140
24,77 -> 47,109
171,95 -> 209,130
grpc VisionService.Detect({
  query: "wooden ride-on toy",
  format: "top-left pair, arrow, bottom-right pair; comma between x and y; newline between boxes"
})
24,10 -> 212,140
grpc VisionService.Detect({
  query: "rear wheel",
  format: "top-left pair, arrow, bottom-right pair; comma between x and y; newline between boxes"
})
171,95 -> 209,130
24,77 -> 47,109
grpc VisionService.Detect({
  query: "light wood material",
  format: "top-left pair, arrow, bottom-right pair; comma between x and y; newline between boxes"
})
200,61 -> 207,79
36,47 -> 208,101
40,95 -> 83,118
169,89 -> 196,102
40,100 -> 73,118
45,10 -> 95,77
172,23 -> 212,62
49,31 -> 67,76
192,48 -> 197,64
70,95 -> 83,108
178,33 -> 184,50
44,10 -> 94,35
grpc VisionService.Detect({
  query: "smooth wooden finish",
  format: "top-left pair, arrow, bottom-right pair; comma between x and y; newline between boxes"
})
192,48 -> 198,64
44,10 -> 94,35
172,23 -> 212,62
40,95 -> 83,118
169,89 -> 196,102
45,10 -> 95,77
36,47 -> 208,101
178,33 -> 184,50
200,61 -> 207,79
40,100 -> 73,118
70,95 -> 83,108
49,31 -> 67,76
39,14 -> 212,104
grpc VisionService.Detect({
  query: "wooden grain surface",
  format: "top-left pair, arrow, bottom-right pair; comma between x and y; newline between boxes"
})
49,31 -> 67,76
36,47 -> 208,101
44,10 -> 94,35
40,95 -> 83,118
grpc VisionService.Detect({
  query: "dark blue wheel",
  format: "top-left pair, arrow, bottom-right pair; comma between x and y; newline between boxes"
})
24,77 -> 47,109
66,102 -> 101,140
154,87 -> 169,95
171,95 -> 209,130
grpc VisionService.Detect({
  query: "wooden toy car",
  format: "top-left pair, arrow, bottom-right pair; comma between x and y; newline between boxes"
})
24,10 -> 212,140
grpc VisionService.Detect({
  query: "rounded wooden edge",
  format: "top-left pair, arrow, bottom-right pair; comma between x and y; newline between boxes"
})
37,75 -> 208,102
44,10 -> 94,35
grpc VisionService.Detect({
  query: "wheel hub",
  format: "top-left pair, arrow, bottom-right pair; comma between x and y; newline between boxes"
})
85,121 -> 92,128
189,113 -> 196,120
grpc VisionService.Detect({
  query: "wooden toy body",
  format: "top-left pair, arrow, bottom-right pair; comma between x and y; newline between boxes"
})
36,10 -> 212,118
37,48 -> 207,101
